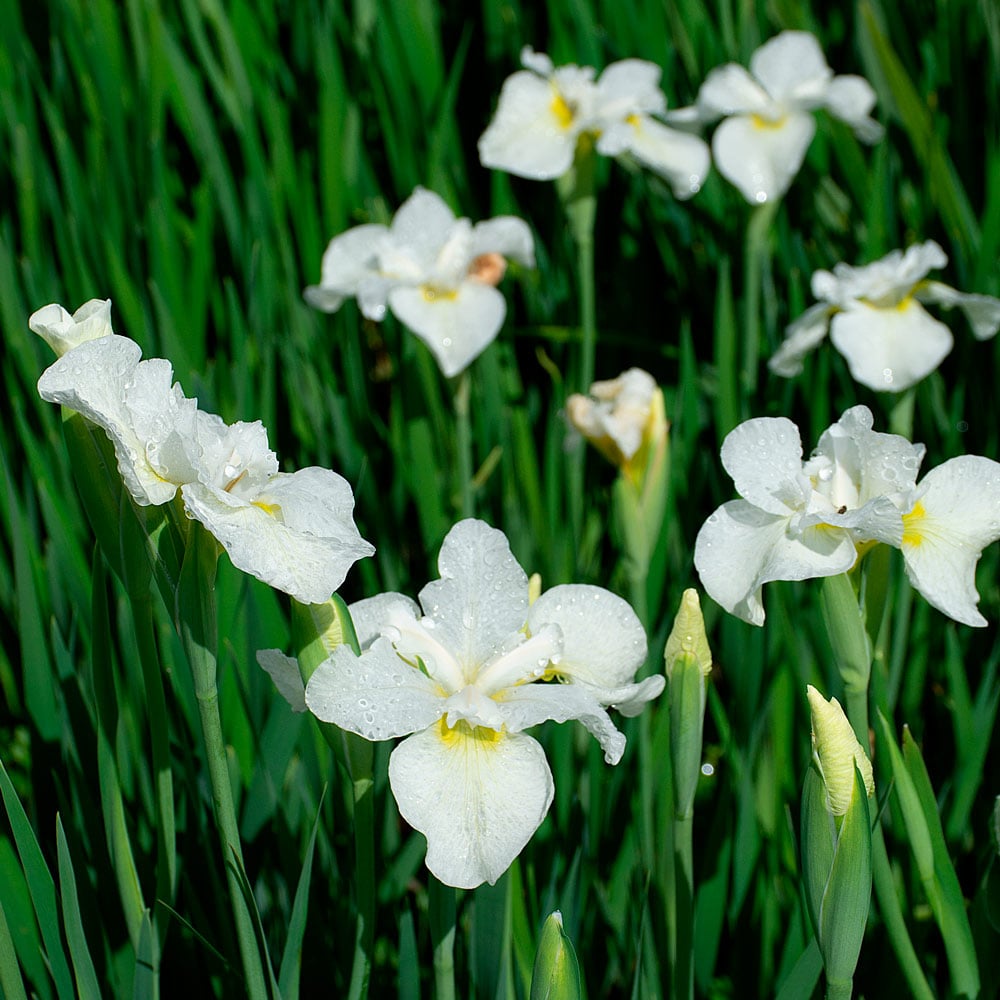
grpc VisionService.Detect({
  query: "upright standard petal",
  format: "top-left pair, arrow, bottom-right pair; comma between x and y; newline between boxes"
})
828,299 -> 953,392
711,111 -> 816,203
417,519 -> 529,672
388,724 -> 554,889
749,31 -> 831,108
901,456 -> 1000,626
30,299 -> 114,356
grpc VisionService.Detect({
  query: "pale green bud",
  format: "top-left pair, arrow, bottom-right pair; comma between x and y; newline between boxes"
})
807,685 -> 874,815
530,911 -> 582,1000
664,589 -> 712,680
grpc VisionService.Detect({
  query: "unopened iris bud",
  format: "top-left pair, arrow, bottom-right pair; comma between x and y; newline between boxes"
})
807,685 -> 874,816
530,911 -> 582,1000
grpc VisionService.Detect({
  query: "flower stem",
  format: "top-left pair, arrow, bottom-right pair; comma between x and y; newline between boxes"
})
453,370 -> 474,518
430,876 -> 457,1000
742,199 -> 779,395
344,733 -> 375,1000
177,523 -> 267,1000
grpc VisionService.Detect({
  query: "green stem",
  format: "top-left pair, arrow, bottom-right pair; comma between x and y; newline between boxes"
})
430,877 -> 457,1000
887,387 -> 916,440
453,371 -> 474,519
825,977 -> 854,1000
178,523 -> 267,1000
743,199 -> 779,395
822,570 -> 935,1000
345,733 -> 375,1000
672,812 -> 694,1000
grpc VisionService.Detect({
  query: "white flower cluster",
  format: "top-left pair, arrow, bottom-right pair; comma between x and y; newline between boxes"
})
33,300 -> 373,604
695,405 -> 1000,627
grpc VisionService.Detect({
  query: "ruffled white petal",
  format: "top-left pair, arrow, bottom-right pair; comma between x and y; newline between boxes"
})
823,75 -> 883,142
721,416 -> 807,515
305,641 -> 444,738
901,456 -> 1000,627
30,299 -> 114,356
749,31 -> 831,108
37,335 -> 184,505
917,281 -> 1000,340
769,302 -> 835,377
388,724 -> 554,888
497,682 -> 626,764
388,281 -> 506,377
527,584 -> 647,688
588,675 -> 665,717
389,188 -> 459,271
181,469 -> 373,604
470,216 -> 535,268
828,300 -> 953,392
303,224 -> 388,313
711,111 -> 816,203
417,519 -> 529,674
594,59 -> 665,117
598,115 -> 710,198
697,64 -> 772,118
478,71 -> 581,180
257,649 -> 307,712
695,500 -> 856,625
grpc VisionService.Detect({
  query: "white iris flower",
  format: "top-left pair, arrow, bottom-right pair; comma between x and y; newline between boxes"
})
682,31 -> 882,203
770,240 -> 1000,391
36,318 -> 373,603
478,47 -> 710,196
696,405 -> 1000,627
29,298 -> 115,357
299,518 -> 661,889
305,187 -> 534,377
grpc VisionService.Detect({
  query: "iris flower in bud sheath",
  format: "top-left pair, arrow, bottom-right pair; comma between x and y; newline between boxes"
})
302,518 -> 660,889
305,187 -> 534,377
478,47 -> 709,196
30,299 -> 114,357
770,240 -> 1000,392
807,686 -> 874,815
675,30 -> 881,203
565,368 -> 667,485
36,311 -> 373,603
696,404 -> 1000,627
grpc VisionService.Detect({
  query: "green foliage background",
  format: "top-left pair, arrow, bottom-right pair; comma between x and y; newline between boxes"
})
1,0 -> 999,996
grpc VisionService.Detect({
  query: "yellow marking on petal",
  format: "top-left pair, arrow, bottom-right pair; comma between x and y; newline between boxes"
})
252,499 -> 281,518
550,91 -> 575,129
436,716 -> 503,748
421,285 -> 458,302
750,113 -> 787,131
626,113 -> 641,130
902,501 -> 927,548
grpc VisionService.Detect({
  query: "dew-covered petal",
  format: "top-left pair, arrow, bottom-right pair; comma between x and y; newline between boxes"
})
711,111 -> 816,203
416,519 -> 529,673
303,224 -> 388,313
588,675 -> 665,717
694,500 -> 857,625
829,300 -> 953,392
305,640 -> 444,737
388,724 -> 554,889
824,75 -> 883,142
696,64 -> 772,118
38,335 -> 183,505
478,70 -> 582,179
769,302 -> 835,377
901,456 -> 1000,627
470,216 -> 536,268
527,584 -> 647,688
598,116 -> 710,198
388,281 -> 506,377
181,468 -> 373,604
917,281 -> 1000,341
498,682 -> 626,764
30,299 -> 114,356
257,649 -> 306,712
348,593 -> 421,649
749,31 -> 831,108
720,416 -> 807,515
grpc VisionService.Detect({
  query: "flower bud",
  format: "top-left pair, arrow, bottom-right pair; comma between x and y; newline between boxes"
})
807,685 -> 874,815
530,911 -> 582,1000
